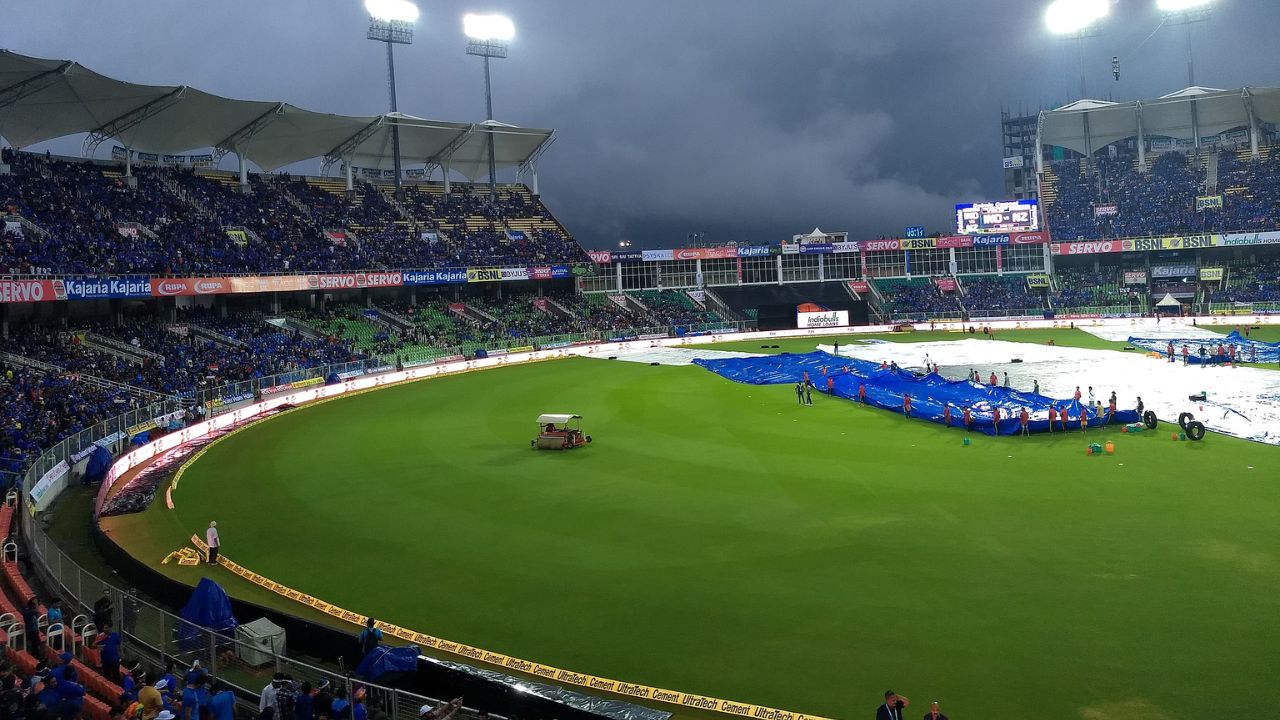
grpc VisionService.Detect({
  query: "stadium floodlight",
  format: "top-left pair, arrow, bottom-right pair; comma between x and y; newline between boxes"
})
463,14 -> 515,203
464,13 -> 515,42
1156,0 -> 1213,12
365,0 -> 419,199
1044,0 -> 1109,35
366,0 -> 419,22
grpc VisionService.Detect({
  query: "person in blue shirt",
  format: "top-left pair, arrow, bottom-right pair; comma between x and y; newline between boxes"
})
37,673 -> 85,718
95,621 -> 123,683
357,618 -> 382,660
47,598 -> 64,625
159,662 -> 180,706
330,687 -> 351,720
206,680 -> 236,720
292,681 -> 314,720
22,598 -> 43,652
50,653 -> 77,685
352,688 -> 367,720
181,673 -> 208,720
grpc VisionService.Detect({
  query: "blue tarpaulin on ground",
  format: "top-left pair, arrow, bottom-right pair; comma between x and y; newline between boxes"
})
177,577 -> 239,650
355,644 -> 421,681
83,446 -> 113,484
1128,331 -> 1280,364
694,351 -> 1140,435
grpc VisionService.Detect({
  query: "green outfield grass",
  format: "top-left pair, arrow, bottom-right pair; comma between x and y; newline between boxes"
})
99,332 -> 1280,720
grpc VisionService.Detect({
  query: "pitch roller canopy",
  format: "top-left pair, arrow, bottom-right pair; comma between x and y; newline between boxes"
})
537,414 -> 581,425
0,49 -> 552,178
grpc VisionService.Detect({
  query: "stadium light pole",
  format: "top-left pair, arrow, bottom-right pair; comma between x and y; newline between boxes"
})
1045,0 -> 1110,99
1158,0 -> 1213,87
366,0 -> 419,200
464,13 -> 515,204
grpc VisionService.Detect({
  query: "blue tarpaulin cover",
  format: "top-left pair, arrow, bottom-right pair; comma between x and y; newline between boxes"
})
83,446 -> 113,484
694,351 -> 1140,435
177,577 -> 239,649
355,644 -> 422,681
1128,331 -> 1279,364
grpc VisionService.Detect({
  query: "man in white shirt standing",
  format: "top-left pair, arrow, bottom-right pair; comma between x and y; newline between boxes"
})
206,521 -> 220,564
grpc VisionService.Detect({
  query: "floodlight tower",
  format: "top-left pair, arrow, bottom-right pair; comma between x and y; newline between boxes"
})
366,0 -> 419,199
464,13 -> 515,203
1158,0 -> 1213,87
1045,0 -> 1111,100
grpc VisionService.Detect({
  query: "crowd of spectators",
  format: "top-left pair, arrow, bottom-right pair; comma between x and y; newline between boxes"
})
960,277 -> 1043,315
880,280 -> 962,318
4,314 -> 361,400
1207,257 -> 1280,304
630,290 -> 723,328
377,291 -> 709,346
1046,146 -> 1280,241
0,363 -> 144,482
0,148 -> 587,275
1215,149 -> 1280,231
1052,267 -> 1139,309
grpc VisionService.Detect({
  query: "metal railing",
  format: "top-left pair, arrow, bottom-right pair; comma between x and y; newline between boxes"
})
20,515 -> 497,720
885,306 -> 1153,323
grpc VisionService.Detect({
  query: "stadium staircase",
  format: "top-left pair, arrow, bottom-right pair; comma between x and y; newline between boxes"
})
541,296 -> 576,321
290,307 -> 388,353
460,302 -> 498,325
278,316 -> 324,339
80,332 -> 161,364
272,177 -> 315,216
857,281 -> 889,324
1205,150 -> 1219,193
1,213 -> 50,238
157,172 -> 217,221
0,349 -> 171,406
701,288 -> 746,321
187,322 -> 248,348
372,306 -> 416,332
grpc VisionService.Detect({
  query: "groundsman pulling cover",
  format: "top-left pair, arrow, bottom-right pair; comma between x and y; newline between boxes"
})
694,351 -> 1139,435
1128,330 -> 1280,364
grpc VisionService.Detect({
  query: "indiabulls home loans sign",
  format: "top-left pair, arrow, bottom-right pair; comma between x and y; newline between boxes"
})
796,310 -> 849,328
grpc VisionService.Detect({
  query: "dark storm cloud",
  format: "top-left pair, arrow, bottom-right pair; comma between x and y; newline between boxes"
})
5,0 -> 1280,248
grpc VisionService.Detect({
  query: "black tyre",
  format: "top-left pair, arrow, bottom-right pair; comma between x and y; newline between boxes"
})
1185,421 -> 1206,441
1178,412 -> 1195,430
585,435 -> 593,443
1142,410 -> 1158,429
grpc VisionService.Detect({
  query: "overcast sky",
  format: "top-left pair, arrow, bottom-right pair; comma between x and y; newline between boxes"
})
6,0 -> 1280,248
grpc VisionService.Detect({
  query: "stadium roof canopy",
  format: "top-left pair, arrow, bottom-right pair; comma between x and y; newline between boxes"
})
1036,86 -> 1280,166
0,50 -> 553,179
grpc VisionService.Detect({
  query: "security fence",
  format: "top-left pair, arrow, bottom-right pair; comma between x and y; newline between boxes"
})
21,487 -> 499,720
